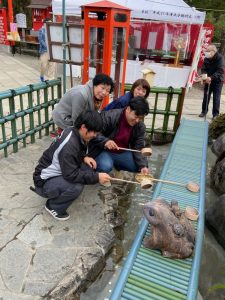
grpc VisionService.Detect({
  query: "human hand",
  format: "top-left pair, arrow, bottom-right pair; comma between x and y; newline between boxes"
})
140,167 -> 149,175
83,156 -> 97,169
105,140 -> 119,150
98,173 -> 111,184
206,77 -> 211,84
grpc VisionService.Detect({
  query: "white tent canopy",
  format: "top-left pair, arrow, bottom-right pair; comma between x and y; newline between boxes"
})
52,0 -> 205,24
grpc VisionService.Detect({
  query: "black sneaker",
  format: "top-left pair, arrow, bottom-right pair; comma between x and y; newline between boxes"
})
198,113 -> 206,118
45,201 -> 70,221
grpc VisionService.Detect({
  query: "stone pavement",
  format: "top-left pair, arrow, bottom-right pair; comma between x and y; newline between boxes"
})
0,51 -> 225,299
0,136 -> 118,299
0,52 -> 40,91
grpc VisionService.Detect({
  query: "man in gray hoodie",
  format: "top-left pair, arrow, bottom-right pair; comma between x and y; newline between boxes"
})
52,73 -> 114,129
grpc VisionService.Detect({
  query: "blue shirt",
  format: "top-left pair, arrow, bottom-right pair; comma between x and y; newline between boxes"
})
38,27 -> 47,54
103,91 -> 133,111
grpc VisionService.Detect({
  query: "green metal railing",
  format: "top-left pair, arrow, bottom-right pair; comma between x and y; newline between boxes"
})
0,78 -> 61,157
0,80 -> 184,157
124,84 -> 186,142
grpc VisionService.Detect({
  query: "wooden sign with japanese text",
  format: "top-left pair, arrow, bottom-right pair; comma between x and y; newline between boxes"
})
0,8 -> 9,45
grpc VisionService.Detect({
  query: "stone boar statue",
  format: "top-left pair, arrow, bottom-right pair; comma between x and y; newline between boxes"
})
143,198 -> 195,259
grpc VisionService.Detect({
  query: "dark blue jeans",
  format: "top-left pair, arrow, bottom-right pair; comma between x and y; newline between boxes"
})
201,81 -> 223,117
95,150 -> 139,173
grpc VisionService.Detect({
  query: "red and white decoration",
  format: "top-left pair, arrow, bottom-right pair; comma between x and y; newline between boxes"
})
198,23 -> 214,68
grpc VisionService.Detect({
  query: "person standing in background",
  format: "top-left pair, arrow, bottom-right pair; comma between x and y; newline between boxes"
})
199,45 -> 225,119
38,18 -> 56,82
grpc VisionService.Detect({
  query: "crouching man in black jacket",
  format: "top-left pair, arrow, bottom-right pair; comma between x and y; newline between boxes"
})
33,110 -> 111,221
89,96 -> 150,175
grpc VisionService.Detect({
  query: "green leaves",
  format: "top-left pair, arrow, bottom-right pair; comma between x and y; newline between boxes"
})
208,283 -> 225,292
209,114 -> 225,139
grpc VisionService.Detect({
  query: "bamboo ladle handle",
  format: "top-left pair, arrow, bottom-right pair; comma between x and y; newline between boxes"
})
135,174 -> 200,193
109,177 -> 199,193
110,177 -> 152,189
150,177 -> 186,187
110,177 -> 139,185
118,147 -> 141,153
118,147 -> 152,156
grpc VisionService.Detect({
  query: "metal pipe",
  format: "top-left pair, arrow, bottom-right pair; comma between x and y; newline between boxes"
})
124,287 -> 154,300
139,248 -> 192,269
126,283 -> 165,300
134,262 -> 188,285
204,83 -> 210,121
136,254 -> 191,275
128,276 -> 185,299
132,268 -> 187,293
186,121 -> 208,300
62,0 -> 66,94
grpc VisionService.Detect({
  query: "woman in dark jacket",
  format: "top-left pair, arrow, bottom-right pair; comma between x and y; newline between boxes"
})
103,78 -> 150,111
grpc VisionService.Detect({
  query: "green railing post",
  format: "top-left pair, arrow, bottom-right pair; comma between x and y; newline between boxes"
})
150,92 -> 159,139
44,83 -> 50,136
174,87 -> 186,132
19,94 -> 27,148
162,87 -> 174,137
124,84 -> 183,142
27,84 -> 35,144
9,89 -> 18,153
36,89 -> 42,139
57,76 -> 62,100
0,101 -> 7,157
0,78 -> 61,158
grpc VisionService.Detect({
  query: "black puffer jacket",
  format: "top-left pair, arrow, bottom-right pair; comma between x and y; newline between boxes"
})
202,52 -> 225,82
33,128 -> 99,187
89,108 -> 148,170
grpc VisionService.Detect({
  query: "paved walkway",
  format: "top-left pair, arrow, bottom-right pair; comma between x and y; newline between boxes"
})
0,51 -> 225,299
0,52 -> 40,90
0,136 -> 115,299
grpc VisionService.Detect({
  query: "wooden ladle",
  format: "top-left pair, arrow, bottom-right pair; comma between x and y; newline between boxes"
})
101,177 -> 153,189
135,174 -> 199,193
118,147 -> 152,157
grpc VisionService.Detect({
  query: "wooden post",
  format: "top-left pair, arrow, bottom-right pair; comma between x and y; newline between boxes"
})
8,0 -> 13,23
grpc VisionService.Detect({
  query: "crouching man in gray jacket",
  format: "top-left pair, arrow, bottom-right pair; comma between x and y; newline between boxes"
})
32,110 -> 111,221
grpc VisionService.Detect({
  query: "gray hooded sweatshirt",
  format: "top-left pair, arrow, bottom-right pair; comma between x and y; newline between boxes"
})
52,80 -> 94,129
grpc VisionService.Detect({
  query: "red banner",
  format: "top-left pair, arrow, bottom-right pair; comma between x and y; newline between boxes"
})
198,23 -> 214,68
0,8 -> 9,45
129,21 -> 201,65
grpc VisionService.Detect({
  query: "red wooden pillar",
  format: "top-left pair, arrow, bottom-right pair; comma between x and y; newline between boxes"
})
82,0 -> 130,106
7,0 -> 13,23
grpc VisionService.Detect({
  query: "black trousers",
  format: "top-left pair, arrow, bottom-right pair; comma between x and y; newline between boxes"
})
35,176 -> 84,214
201,81 -> 223,117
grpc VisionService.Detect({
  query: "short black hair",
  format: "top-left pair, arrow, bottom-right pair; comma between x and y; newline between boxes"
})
75,110 -> 103,132
93,73 -> 114,93
128,96 -> 149,116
